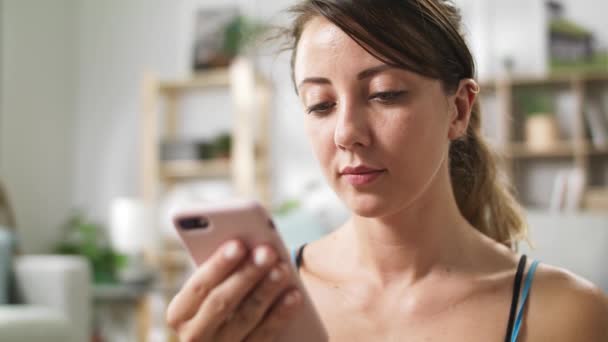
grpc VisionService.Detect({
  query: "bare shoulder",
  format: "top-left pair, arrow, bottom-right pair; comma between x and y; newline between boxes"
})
526,263 -> 608,341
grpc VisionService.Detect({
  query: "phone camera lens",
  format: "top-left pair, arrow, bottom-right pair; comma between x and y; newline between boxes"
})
178,216 -> 209,230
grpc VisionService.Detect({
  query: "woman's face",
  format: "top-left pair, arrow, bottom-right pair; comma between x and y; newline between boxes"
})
294,18 -> 464,218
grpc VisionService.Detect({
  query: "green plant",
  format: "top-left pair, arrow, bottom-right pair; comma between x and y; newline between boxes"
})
211,133 -> 232,158
273,199 -> 301,216
54,212 -> 126,284
518,91 -> 555,117
223,15 -> 269,57
550,19 -> 590,39
196,141 -> 214,160
551,51 -> 608,74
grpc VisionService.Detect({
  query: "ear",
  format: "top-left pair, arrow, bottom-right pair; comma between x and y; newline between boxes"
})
447,79 -> 478,140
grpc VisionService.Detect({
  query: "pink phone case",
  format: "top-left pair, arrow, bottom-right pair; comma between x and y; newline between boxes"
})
172,199 -> 328,342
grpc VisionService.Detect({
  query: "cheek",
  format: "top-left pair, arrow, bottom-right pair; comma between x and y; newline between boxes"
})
380,101 -> 449,170
305,117 -> 336,165
405,99 -> 448,144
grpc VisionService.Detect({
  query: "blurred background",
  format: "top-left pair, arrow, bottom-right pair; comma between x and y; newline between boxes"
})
0,0 -> 606,341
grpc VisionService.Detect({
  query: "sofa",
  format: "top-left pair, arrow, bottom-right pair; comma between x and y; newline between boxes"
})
0,229 -> 92,342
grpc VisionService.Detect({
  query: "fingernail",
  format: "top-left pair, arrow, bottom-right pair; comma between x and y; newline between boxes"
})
253,247 -> 271,267
269,267 -> 282,282
223,241 -> 241,260
284,290 -> 300,306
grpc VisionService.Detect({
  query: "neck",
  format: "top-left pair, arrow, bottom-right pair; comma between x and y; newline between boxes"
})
342,162 -> 474,287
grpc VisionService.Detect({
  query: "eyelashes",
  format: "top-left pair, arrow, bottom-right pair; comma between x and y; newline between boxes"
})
305,90 -> 407,115
369,90 -> 407,103
306,101 -> 335,114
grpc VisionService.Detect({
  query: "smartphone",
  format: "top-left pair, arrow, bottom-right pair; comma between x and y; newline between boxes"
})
172,199 -> 329,342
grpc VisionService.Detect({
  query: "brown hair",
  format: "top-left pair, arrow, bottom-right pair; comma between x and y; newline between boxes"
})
281,0 -> 527,248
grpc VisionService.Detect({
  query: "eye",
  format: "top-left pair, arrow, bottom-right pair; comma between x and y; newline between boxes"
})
306,101 -> 335,115
370,90 -> 406,103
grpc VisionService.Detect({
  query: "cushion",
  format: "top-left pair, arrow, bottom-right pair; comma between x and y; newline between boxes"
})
0,305 -> 74,342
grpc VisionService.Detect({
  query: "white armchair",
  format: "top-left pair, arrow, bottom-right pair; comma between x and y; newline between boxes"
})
0,255 -> 92,342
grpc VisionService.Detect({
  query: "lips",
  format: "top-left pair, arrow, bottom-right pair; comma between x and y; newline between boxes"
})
340,165 -> 386,186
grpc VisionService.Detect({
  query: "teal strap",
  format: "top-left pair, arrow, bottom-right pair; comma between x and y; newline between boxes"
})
511,260 -> 540,342
290,247 -> 298,266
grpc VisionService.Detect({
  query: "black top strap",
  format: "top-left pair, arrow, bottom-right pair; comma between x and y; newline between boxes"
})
505,254 -> 527,342
295,243 -> 307,270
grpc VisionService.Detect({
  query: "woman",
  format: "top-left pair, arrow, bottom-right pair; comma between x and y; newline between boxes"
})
166,1 -> 608,341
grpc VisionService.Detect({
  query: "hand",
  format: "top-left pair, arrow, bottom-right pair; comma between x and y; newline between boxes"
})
166,240 -> 302,342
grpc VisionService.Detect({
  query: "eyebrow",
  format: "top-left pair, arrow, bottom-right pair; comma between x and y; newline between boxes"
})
297,64 -> 396,90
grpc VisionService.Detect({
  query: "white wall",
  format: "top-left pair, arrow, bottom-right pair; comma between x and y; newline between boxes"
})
72,0 -> 180,222
0,0 -> 77,253
562,0 -> 608,48
458,0 -> 549,80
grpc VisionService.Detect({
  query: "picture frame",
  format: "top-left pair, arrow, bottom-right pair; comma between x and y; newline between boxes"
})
191,6 -> 240,71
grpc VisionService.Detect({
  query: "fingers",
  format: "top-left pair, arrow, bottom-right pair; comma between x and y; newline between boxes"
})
180,245 -> 278,341
244,289 -> 302,342
217,262 -> 292,341
166,240 -> 246,330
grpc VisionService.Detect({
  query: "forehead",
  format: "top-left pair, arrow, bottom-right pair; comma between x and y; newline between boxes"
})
293,17 -> 383,83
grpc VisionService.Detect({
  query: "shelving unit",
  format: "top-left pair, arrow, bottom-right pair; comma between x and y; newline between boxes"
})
138,58 -> 273,341
479,73 -> 608,210
141,59 -> 272,208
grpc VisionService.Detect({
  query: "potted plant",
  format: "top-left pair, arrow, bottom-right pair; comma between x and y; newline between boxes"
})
223,15 -> 269,60
518,91 -> 560,151
211,133 -> 232,159
192,11 -> 269,71
54,212 -> 126,284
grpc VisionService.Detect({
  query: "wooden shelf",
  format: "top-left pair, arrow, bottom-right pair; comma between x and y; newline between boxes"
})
479,73 -> 608,90
583,73 -> 608,83
587,144 -> 608,156
160,159 -> 231,181
159,68 -> 230,92
503,141 -> 608,159
505,141 -> 579,159
477,72 -> 608,209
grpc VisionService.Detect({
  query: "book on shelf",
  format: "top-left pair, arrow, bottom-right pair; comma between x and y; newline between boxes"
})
584,96 -> 608,148
549,170 -> 568,212
563,168 -> 586,212
549,168 -> 586,212
554,92 -> 577,141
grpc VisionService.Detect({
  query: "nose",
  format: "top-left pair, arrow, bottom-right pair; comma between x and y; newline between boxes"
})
333,101 -> 371,150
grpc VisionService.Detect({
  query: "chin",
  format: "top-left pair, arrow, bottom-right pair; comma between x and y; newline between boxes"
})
336,181 -> 426,219
341,192 -> 395,218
